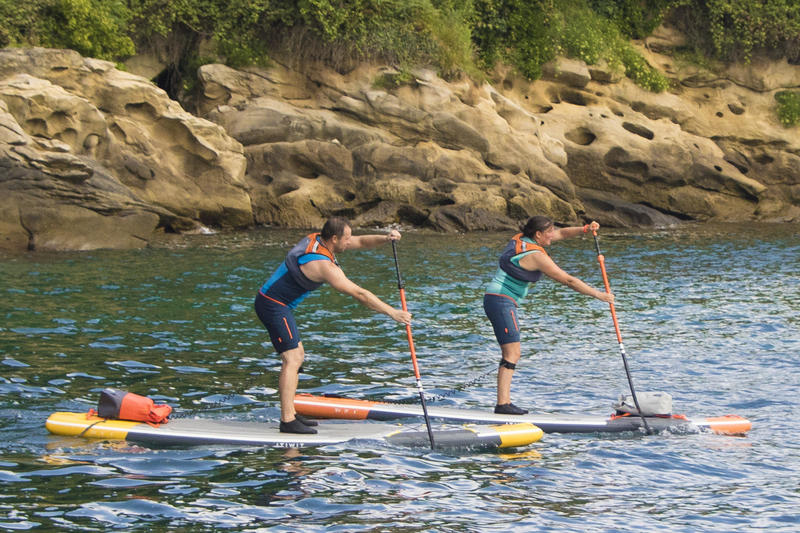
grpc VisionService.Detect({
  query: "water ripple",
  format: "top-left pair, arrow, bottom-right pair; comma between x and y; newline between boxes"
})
0,225 -> 798,531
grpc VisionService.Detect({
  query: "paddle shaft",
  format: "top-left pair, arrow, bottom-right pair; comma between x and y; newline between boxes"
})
391,240 -> 436,449
592,231 -> 652,435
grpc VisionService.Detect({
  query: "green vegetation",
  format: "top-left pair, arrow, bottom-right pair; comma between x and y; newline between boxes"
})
588,0 -> 682,39
672,0 -> 800,64
775,91 -> 800,127
470,0 -> 670,91
0,0 -> 798,102
0,0 -> 134,60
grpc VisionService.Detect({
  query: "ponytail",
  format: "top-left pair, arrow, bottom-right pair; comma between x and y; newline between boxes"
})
521,216 -> 553,239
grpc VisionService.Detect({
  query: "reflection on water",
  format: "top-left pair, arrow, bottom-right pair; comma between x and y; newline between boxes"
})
1,223 -> 798,530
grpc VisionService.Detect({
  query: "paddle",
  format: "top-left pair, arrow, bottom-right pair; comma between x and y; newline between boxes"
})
591,229 -> 653,435
391,240 -> 436,449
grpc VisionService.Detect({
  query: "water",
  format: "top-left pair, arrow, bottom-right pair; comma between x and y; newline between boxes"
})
1,224 -> 798,531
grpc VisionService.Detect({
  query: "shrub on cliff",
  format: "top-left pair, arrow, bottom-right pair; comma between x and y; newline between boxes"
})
775,91 -> 800,127
274,0 -> 477,78
0,0 -> 134,60
588,0 -> 680,39
473,0 -> 670,91
670,0 -> 800,64
0,2 -> 36,48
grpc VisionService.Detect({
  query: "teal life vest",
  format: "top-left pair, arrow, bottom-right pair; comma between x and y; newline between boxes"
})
486,233 -> 547,303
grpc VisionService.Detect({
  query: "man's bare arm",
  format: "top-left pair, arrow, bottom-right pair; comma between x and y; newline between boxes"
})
348,229 -> 401,250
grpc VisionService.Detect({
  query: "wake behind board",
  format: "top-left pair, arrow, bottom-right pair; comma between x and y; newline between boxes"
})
294,394 -> 751,436
45,412 -> 543,449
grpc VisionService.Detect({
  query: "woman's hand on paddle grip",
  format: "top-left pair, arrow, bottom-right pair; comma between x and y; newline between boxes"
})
390,308 -> 412,325
599,291 -> 614,304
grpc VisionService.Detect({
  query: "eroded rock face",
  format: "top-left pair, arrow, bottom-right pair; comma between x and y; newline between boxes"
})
197,50 -> 799,232
199,62 -> 579,232
3,37 -> 799,251
0,48 -> 252,251
543,104 -> 767,221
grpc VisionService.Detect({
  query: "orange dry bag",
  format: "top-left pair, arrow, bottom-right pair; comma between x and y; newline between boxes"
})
97,388 -> 172,426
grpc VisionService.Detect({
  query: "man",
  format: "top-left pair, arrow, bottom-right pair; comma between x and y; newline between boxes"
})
255,217 -> 412,434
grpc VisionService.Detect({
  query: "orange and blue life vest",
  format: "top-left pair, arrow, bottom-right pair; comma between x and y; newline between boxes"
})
259,233 -> 338,308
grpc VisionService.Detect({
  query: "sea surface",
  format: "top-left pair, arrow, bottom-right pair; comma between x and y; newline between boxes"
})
1,224 -> 798,532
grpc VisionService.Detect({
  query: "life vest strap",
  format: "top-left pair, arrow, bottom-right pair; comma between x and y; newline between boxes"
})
303,233 -> 338,264
511,233 -> 547,256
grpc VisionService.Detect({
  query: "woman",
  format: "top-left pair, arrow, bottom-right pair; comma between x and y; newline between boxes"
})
484,216 -> 614,414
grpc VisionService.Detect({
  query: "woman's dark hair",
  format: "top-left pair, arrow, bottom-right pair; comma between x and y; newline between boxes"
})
521,215 -> 553,238
321,216 -> 350,240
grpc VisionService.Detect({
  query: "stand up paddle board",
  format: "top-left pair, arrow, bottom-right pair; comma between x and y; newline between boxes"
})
45,412 -> 543,449
294,394 -> 751,435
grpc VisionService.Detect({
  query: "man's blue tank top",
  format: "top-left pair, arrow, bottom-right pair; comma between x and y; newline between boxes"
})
259,234 -> 337,309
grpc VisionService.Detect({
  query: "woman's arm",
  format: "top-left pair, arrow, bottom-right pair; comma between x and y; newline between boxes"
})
552,221 -> 599,242
520,252 -> 613,303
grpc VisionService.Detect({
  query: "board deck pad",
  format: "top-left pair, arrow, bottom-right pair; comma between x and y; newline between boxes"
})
45,412 -> 543,449
293,394 -> 752,435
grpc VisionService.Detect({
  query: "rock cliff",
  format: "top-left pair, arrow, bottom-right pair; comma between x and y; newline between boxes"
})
1,33 -> 798,251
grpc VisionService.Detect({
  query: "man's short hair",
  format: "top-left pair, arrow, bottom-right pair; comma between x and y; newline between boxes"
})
321,217 -> 350,240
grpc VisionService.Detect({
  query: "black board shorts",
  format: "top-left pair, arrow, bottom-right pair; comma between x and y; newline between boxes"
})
254,292 -> 301,353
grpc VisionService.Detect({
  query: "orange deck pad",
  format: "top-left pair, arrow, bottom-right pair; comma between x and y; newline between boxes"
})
704,415 -> 752,435
294,393 -> 378,419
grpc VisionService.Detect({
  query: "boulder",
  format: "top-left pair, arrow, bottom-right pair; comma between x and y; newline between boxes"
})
198,61 -> 587,231
0,48 -> 252,251
542,57 -> 592,88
